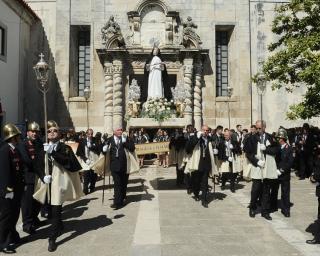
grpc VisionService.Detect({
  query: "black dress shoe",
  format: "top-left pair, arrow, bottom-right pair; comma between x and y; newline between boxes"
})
193,195 -> 200,201
2,246 -> 16,254
48,239 -> 57,252
230,188 -> 235,193
262,213 -> 272,220
23,227 -> 36,235
187,189 -> 192,195
306,238 -> 320,244
201,200 -> 208,208
249,208 -> 256,218
281,210 -> 290,217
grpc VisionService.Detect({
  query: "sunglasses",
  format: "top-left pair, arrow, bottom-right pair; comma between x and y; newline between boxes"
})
48,129 -> 58,133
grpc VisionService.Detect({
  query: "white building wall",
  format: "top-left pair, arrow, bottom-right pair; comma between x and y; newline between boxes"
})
0,0 -> 21,124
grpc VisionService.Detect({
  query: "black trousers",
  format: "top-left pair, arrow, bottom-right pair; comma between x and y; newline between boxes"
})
49,205 -> 63,241
21,183 -> 40,230
192,170 -> 209,201
112,171 -> 129,206
0,186 -> 23,248
176,165 -> 184,185
83,169 -> 98,192
250,179 -> 272,214
0,198 -> 12,248
298,152 -> 313,178
221,172 -> 237,189
270,179 -> 290,212
184,173 -> 192,190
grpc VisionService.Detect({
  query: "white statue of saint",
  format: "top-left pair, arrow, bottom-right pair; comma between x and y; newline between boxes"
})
146,47 -> 165,99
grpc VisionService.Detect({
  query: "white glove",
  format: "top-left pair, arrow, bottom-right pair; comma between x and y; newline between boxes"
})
229,144 -> 234,149
5,192 -> 14,199
121,136 -> 127,143
213,148 -> 219,155
276,169 -> 282,176
103,145 -> 109,153
228,156 -> 233,162
197,131 -> 202,139
43,143 -> 55,153
85,159 -> 91,165
43,175 -> 52,184
260,144 -> 266,151
257,160 -> 265,168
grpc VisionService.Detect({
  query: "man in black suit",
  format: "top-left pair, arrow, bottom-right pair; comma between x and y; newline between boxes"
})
271,128 -> 294,217
245,120 -> 279,220
0,124 -> 24,254
103,127 -> 135,209
306,149 -> 320,244
17,122 -> 44,234
186,125 -> 214,208
76,128 -> 100,194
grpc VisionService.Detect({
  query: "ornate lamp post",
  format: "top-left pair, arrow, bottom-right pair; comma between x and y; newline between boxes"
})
33,53 -> 50,199
227,86 -> 233,129
256,73 -> 267,120
83,86 -> 91,129
33,53 -> 50,142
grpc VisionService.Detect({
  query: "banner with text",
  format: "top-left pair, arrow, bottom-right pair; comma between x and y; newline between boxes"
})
135,142 -> 170,155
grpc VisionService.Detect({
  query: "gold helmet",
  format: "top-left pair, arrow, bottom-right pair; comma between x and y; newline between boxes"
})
47,120 -> 59,130
276,128 -> 288,141
27,121 -> 40,132
3,123 -> 21,141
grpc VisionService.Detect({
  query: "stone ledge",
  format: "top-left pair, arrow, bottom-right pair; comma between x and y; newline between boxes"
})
127,118 -> 188,128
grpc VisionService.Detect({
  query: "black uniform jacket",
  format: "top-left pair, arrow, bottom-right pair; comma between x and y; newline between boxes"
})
106,136 -> 135,173
245,132 -> 279,167
217,139 -> 240,162
0,143 -> 23,197
16,138 -> 44,184
275,144 -> 294,181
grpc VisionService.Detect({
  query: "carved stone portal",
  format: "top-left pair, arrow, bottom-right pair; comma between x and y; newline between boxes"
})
97,0 -> 209,130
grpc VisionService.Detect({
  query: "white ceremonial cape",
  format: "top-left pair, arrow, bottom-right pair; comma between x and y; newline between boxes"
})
33,160 -> 83,205
185,142 -> 218,176
92,148 -> 140,176
249,142 -> 278,180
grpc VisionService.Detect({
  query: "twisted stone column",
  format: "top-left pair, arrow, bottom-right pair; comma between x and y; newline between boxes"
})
183,58 -> 194,126
104,62 -> 113,134
194,62 -> 203,130
112,60 -> 123,130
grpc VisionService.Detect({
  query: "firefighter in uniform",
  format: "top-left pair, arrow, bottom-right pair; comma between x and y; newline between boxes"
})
17,122 -> 44,234
0,124 -> 24,254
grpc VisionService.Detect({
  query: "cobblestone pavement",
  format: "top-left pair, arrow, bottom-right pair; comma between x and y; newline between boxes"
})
12,167 -> 320,256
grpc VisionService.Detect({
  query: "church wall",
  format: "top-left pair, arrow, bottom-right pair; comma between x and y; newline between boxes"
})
25,0 -> 320,133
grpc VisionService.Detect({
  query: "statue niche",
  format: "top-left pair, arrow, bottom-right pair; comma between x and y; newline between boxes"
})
140,5 -> 166,47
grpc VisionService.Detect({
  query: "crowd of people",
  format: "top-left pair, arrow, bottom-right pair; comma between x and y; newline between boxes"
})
1,119 -> 320,254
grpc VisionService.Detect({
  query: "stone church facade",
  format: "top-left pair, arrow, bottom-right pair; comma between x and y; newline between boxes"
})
25,0 -> 314,132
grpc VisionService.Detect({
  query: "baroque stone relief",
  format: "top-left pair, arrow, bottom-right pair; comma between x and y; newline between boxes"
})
101,16 -> 125,49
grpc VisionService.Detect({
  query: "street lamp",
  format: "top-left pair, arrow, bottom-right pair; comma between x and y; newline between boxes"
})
256,73 -> 267,120
33,53 -> 50,142
33,53 -> 50,200
227,86 -> 233,129
83,86 -> 91,129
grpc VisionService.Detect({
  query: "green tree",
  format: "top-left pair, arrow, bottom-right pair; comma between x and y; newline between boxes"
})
257,0 -> 320,120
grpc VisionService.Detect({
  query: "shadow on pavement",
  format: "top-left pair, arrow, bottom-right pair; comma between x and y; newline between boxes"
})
149,177 -> 186,190
57,215 -> 113,246
306,219 -> 320,239
62,198 -> 98,219
207,192 -> 227,203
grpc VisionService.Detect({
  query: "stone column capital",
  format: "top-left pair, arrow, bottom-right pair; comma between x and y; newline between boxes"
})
112,60 -> 123,74
104,62 -> 113,75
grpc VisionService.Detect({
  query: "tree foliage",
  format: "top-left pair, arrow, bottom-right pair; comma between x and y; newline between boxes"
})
260,0 -> 320,120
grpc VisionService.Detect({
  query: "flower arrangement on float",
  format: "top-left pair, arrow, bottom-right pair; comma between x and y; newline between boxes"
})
141,97 -> 174,122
